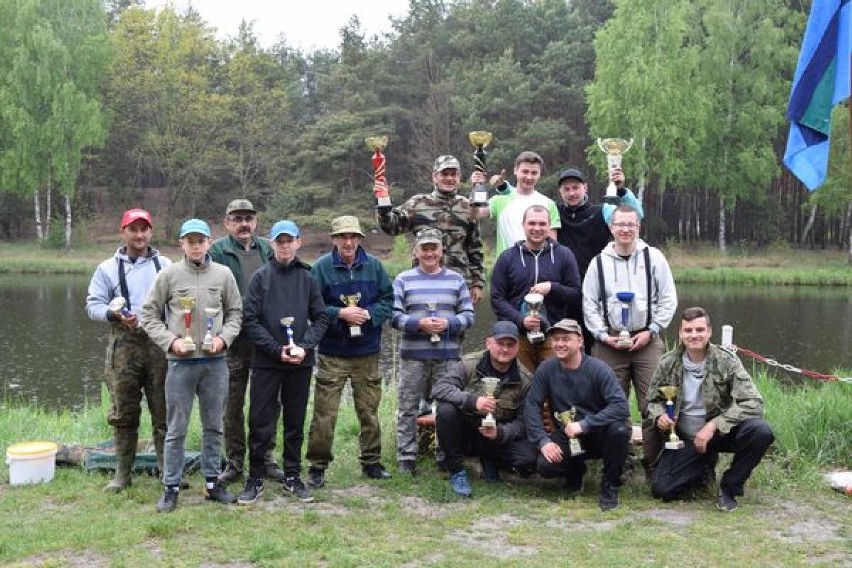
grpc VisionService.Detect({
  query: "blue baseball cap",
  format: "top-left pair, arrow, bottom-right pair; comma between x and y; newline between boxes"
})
179,218 -> 211,238
270,220 -> 300,240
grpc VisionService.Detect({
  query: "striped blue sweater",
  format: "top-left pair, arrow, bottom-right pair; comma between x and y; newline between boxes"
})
391,267 -> 475,360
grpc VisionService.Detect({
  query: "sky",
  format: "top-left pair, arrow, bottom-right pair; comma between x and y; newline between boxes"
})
144,0 -> 411,51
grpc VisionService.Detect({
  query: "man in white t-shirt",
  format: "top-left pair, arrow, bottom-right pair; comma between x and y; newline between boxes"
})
470,151 -> 561,255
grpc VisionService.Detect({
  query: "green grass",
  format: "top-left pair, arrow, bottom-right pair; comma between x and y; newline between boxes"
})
0,372 -> 850,566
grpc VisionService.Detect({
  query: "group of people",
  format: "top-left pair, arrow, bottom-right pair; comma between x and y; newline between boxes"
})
85,149 -> 773,514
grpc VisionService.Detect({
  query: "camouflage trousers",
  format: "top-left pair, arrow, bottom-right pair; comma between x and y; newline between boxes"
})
104,326 -> 167,466
396,359 -> 450,463
306,353 -> 383,469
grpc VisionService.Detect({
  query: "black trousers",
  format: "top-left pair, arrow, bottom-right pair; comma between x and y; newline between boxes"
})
247,366 -> 312,478
536,421 -> 630,487
651,418 -> 774,500
435,402 -> 538,474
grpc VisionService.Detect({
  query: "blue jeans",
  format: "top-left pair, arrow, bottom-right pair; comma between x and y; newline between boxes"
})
162,358 -> 228,486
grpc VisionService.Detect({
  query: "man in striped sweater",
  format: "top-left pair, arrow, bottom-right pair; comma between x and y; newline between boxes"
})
391,228 -> 475,475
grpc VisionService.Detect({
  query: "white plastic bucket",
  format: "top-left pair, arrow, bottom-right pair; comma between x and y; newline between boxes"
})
6,441 -> 58,485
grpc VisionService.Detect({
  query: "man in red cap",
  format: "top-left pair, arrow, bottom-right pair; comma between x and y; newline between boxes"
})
86,209 -> 172,492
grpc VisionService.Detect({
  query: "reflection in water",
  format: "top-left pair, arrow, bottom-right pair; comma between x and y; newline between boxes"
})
1,275 -> 850,410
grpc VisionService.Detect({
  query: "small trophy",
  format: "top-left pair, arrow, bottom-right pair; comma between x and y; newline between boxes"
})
366,135 -> 391,214
615,291 -> 635,348
659,386 -> 685,450
468,130 -> 493,207
480,376 -> 500,429
108,297 -> 132,319
177,296 -> 197,351
523,292 -> 545,344
201,307 -> 219,352
425,301 -> 441,343
555,407 -> 585,456
596,138 -> 633,203
340,293 -> 363,338
280,317 -> 305,359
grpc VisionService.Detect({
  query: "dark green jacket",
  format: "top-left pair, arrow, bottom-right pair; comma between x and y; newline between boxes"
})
209,234 -> 273,295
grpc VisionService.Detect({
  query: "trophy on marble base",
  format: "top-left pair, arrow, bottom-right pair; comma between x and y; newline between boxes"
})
555,407 -> 585,456
523,292 -> 545,344
177,296 -> 197,351
426,301 -> 441,343
615,291 -> 635,348
340,293 -> 364,338
659,386 -> 685,450
596,138 -> 633,203
480,376 -> 500,429
280,317 -> 305,359
201,307 -> 219,352
468,130 -> 493,207
108,297 -> 133,319
366,135 -> 391,214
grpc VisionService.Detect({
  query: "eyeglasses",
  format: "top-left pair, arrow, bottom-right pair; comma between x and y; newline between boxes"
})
229,215 -> 255,223
612,222 -> 639,229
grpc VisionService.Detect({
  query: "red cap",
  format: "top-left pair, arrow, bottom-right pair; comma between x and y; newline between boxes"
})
120,209 -> 153,230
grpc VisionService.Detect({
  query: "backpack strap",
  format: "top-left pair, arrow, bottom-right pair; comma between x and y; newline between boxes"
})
596,254 -> 608,328
644,247 -> 652,329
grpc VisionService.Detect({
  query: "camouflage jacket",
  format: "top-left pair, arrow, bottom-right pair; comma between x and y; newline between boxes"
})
377,189 -> 484,291
646,343 -> 764,434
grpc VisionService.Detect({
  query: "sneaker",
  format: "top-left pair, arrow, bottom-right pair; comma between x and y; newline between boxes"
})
204,482 -> 236,504
480,458 -> 501,483
307,467 -> 326,489
599,481 -> 619,512
265,462 -> 288,482
238,477 -> 264,505
156,487 -> 179,513
449,469 -> 473,497
218,462 -> 243,485
363,464 -> 392,480
398,460 -> 416,476
282,476 -> 314,503
716,487 -> 738,512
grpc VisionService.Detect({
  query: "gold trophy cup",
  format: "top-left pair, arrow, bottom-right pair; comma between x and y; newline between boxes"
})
555,407 -> 584,456
177,296 -> 197,351
340,293 -> 363,338
523,292 -> 545,344
659,386 -> 685,450
468,130 -> 493,207
596,138 -> 634,202
480,376 -> 500,429
201,307 -> 220,352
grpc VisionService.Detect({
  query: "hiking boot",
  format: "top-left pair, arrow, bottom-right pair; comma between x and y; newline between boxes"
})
449,469 -> 472,497
218,462 -> 243,485
307,467 -> 326,489
398,460 -> 416,476
363,464 -> 392,480
237,477 -> 264,505
480,458 -> 501,483
204,482 -> 236,504
265,462 -> 288,482
156,487 -> 179,513
599,481 -> 619,512
716,487 -> 738,512
282,476 -> 314,503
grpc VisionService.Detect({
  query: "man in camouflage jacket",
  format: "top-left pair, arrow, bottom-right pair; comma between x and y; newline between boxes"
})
377,154 -> 485,304
646,307 -> 774,512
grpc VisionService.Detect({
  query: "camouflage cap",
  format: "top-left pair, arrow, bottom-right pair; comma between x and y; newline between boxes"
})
330,215 -> 365,237
226,199 -> 256,215
547,318 -> 583,337
433,155 -> 461,172
415,228 -> 443,247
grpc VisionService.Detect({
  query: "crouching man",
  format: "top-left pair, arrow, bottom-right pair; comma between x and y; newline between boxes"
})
523,319 -> 630,511
647,307 -> 774,512
432,321 -> 538,497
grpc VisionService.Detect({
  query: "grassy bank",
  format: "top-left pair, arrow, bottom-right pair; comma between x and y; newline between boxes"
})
1,374 -> 849,567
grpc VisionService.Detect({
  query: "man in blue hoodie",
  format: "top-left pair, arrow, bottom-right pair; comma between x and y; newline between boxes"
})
305,216 -> 394,488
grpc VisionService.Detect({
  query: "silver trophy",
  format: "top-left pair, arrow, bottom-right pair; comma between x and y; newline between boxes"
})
280,317 -> 305,359
596,138 -> 633,203
425,301 -> 441,343
480,376 -> 500,429
615,291 -> 635,348
201,307 -> 219,352
523,292 -> 545,344
555,408 -> 585,456
340,292 -> 363,338
468,130 -> 493,207
108,297 -> 132,319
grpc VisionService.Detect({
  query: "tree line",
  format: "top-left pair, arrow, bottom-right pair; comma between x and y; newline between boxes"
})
0,0 -> 849,252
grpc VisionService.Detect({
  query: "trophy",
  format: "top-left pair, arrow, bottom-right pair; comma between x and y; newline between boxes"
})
555,407 -> 585,456
523,292 -> 545,344
340,292 -> 363,338
596,138 -> 633,203
177,296 -> 197,351
480,376 -> 500,429
659,386 -> 685,450
615,291 -> 635,348
108,297 -> 132,319
425,301 -> 441,343
280,317 -> 305,359
201,307 -> 219,352
468,130 -> 493,207
366,136 -> 391,214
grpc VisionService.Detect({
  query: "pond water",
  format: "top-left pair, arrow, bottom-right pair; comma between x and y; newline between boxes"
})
1,274 -> 849,409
